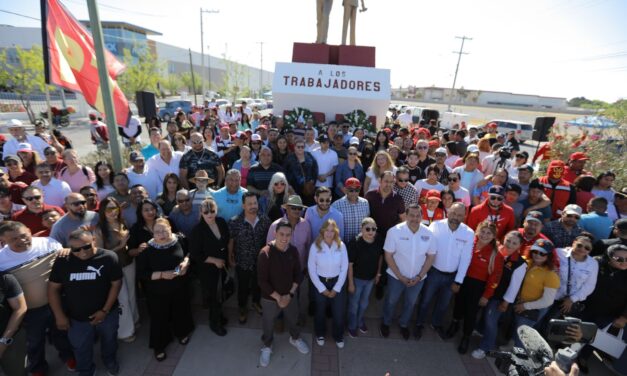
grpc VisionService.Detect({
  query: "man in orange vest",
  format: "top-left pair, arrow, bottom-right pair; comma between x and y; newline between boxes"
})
538,160 -> 576,219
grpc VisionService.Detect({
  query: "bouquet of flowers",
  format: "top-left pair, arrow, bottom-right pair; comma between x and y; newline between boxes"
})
345,109 -> 375,134
284,107 -> 313,128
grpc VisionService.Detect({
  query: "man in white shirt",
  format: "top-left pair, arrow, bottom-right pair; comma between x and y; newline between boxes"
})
304,128 -> 320,153
380,203 -> 436,340
311,135 -> 338,188
31,163 -> 72,208
146,140 -> 183,189
126,152 -> 159,199
3,119 -> 51,159
414,203 -> 474,340
397,109 -> 413,127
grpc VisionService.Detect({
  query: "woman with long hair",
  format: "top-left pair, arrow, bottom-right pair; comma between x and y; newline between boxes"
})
136,218 -> 194,361
308,219 -> 349,349
513,238 -> 560,348
5,156 -> 36,185
202,125 -> 217,152
363,150 -> 396,193
272,136 -> 290,166
388,145 -> 404,167
238,113 -> 252,131
360,141 -> 375,169
16,146 -> 42,175
373,130 -> 389,151
440,188 -> 457,216
189,198 -> 230,336
93,161 -> 115,198
232,146 -> 256,188
127,199 -> 164,261
259,172 -> 291,221
446,221 -> 504,354
283,140 -> 318,205
155,173 -> 182,216
334,145 -> 364,198
172,134 -> 191,153
592,170 -> 616,204
472,230 -> 526,359
94,197 -> 139,342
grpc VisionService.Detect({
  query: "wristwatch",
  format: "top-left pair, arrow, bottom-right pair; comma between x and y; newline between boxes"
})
0,337 -> 13,345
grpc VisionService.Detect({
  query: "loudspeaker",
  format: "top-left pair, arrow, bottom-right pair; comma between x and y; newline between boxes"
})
136,91 -> 156,120
532,117 -> 555,142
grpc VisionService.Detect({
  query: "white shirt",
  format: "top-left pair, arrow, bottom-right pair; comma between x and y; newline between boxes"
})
305,141 -> 320,153
366,166 -> 398,192
92,183 -> 115,200
0,237 -> 62,271
312,148 -> 339,187
452,186 -> 471,208
428,219 -> 475,284
503,262 -> 527,303
125,167 -> 160,200
384,222 -> 436,280
145,152 -> 183,187
119,116 -> 142,144
397,113 -> 412,127
445,155 -> 460,169
555,247 -> 599,302
4,134 -> 50,160
308,241 -> 349,293
32,178 -> 72,208
414,179 -> 444,197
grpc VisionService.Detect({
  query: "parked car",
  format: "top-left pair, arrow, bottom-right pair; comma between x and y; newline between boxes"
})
158,100 -> 192,122
236,98 -> 255,106
215,99 -> 232,109
485,119 -> 534,142
410,107 -> 440,124
252,98 -> 267,110
439,112 -> 470,129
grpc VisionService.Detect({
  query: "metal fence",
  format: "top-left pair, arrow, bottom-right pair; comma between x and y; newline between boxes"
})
0,89 -> 78,115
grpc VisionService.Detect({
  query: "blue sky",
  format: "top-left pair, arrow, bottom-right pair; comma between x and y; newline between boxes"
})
1,0 -> 626,102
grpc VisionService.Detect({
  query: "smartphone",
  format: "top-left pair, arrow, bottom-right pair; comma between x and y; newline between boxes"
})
174,265 -> 181,275
548,318 -> 597,344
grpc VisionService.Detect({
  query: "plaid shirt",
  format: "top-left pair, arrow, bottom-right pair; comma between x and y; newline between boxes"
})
331,196 -> 370,244
228,213 -> 272,270
542,219 -> 583,248
393,184 -> 419,209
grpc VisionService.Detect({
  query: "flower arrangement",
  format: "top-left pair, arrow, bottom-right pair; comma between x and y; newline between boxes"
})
344,109 -> 375,134
284,107 -> 313,128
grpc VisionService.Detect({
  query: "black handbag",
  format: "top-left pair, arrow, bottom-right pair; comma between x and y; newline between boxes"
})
220,267 -> 235,303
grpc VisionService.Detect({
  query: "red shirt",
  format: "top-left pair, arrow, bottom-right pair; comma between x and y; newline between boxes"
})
465,241 -> 504,299
517,228 -> 559,269
563,167 -> 591,185
12,204 -> 65,234
421,205 -> 445,226
9,171 -> 36,186
466,200 -> 515,241
6,181 -> 27,205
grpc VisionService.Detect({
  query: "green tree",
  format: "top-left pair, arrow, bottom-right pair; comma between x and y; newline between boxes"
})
117,46 -> 163,101
180,72 -> 202,95
160,73 -> 182,96
219,53 -> 249,102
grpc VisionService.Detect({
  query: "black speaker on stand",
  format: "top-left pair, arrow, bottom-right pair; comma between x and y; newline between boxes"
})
136,91 -> 157,122
532,116 -> 556,159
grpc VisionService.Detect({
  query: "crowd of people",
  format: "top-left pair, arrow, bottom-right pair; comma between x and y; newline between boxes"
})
0,109 -> 625,375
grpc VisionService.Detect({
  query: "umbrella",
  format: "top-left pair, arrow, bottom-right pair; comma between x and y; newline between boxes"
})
565,116 -> 617,128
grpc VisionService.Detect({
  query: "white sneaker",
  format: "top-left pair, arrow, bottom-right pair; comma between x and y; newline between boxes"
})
472,330 -> 483,337
471,349 -> 486,359
336,340 -> 345,349
289,337 -> 310,354
316,337 -> 325,346
259,347 -> 272,367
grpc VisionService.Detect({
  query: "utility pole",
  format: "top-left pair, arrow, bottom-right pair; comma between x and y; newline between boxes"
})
448,35 -> 472,112
257,42 -> 263,97
200,8 -> 219,102
189,48 -> 197,106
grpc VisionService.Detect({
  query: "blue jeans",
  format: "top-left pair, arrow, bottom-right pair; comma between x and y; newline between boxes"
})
347,278 -> 375,331
479,299 -> 505,352
382,275 -> 425,328
313,277 -> 346,342
415,268 -> 455,328
22,305 -> 74,373
68,310 -> 119,376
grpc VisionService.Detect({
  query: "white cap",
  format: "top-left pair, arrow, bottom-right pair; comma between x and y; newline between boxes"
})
6,119 -> 24,128
435,147 -> 447,154
349,136 -> 360,145
17,142 -> 33,153
251,134 -> 262,142
88,109 -> 99,116
563,204 -> 582,217
467,145 -> 479,153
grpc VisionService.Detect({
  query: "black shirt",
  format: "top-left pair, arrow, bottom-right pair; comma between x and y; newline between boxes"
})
406,165 -> 424,184
189,218 -> 230,269
247,163 -> 284,191
347,234 -> 383,280
416,157 -> 436,173
584,256 -> 627,319
49,249 -> 122,321
0,273 -> 22,332
136,237 -> 188,295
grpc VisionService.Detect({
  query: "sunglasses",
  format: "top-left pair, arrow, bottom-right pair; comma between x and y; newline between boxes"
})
191,140 -> 203,145
417,146 -> 428,150
531,250 -> 548,257
348,152 -> 358,156
44,151 -> 56,156
565,214 -> 580,219
449,178 -> 459,182
23,195 -> 42,201
295,145 -> 305,149
574,243 -> 592,251
435,153 -> 446,157
105,207 -> 119,213
364,227 -> 377,232
288,206 -> 303,211
274,182 -> 286,186
177,198 -> 191,203
71,244 -> 92,253
397,179 -> 409,183
612,255 -> 627,263
83,193 -> 96,198
202,209 -> 216,215
347,188 -> 360,193
70,200 -> 87,206
318,198 -> 332,203
489,195 -> 504,202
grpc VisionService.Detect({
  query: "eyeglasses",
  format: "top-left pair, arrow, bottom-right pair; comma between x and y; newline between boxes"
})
531,250 -> 548,257
274,182 -> 286,186
202,209 -> 216,215
70,200 -> 87,206
364,227 -> 377,232
489,195 -> 504,202
105,207 -> 119,213
611,255 -> 627,263
348,152 -> 358,156
191,140 -> 203,145
574,243 -> 592,251
44,151 -> 56,156
397,179 -> 409,183
318,198 -> 332,203
177,198 -> 191,203
449,178 -> 459,182
417,146 -> 428,150
83,193 -> 96,198
295,145 -> 305,149
347,188 -> 360,193
23,195 -> 42,201
71,244 -> 92,253
565,214 -> 580,220
288,206 -> 303,211
435,153 -> 446,157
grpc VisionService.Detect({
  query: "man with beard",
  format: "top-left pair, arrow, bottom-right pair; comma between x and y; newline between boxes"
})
538,160 -> 576,219
122,185 -> 149,227
179,132 -> 224,189
305,187 -> 345,241
467,185 -> 515,241
12,186 -> 64,234
542,204 -> 584,248
50,193 -> 98,247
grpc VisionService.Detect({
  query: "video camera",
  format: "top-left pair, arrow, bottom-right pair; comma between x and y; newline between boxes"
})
487,318 -> 598,376
498,147 -> 513,160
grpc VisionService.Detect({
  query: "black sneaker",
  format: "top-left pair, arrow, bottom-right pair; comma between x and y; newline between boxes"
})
413,325 -> 424,340
400,327 -> 410,340
434,326 -> 448,341
379,323 -> 390,338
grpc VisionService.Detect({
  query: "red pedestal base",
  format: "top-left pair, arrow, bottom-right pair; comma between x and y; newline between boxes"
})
292,43 -> 375,67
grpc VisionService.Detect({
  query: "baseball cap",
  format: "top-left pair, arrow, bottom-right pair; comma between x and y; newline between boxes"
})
525,211 -> 544,224
17,143 -> 33,153
530,239 -> 555,255
425,190 -> 441,202
563,204 -> 582,217
467,145 -> 479,153
3,155 -> 20,164
569,152 -> 589,161
317,134 -> 330,142
487,122 -> 498,129
349,136 -> 360,146
615,187 -> 627,200
435,147 -> 447,155
345,177 -> 361,189
256,124 -> 267,131
251,134 -> 262,142
488,185 -> 505,197
517,164 -> 534,173
6,119 -> 24,128
129,151 -> 145,162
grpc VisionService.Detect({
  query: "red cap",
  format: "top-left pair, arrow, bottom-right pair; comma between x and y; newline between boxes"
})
548,160 -> 566,168
344,177 -> 361,189
428,140 -> 440,148
569,152 -> 589,161
425,190 -> 441,201
487,122 -> 498,129
417,128 -> 431,137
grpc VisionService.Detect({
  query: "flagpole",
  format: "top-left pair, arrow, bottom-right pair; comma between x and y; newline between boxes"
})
86,0 -> 124,172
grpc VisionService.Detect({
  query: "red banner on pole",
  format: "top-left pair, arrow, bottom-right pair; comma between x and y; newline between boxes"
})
41,0 -> 131,126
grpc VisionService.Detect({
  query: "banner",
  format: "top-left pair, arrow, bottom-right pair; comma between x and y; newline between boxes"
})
40,0 -> 131,126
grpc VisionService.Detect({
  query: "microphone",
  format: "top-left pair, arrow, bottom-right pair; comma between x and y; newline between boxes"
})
518,325 -> 554,365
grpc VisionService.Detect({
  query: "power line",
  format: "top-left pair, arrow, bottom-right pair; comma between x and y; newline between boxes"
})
63,0 -> 168,18
447,35 -> 472,111
0,9 -> 40,21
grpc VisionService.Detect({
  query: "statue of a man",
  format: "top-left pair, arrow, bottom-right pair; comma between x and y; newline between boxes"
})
316,0 -> 334,44
342,0 -> 365,45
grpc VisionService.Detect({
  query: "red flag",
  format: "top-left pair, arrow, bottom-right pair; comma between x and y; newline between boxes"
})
41,0 -> 131,126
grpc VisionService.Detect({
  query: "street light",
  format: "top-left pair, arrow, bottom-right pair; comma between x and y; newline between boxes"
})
200,8 -> 219,102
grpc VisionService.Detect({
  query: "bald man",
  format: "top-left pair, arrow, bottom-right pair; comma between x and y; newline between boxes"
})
50,193 -> 99,247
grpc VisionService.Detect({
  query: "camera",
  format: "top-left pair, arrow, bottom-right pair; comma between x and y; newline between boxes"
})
499,147 -> 513,160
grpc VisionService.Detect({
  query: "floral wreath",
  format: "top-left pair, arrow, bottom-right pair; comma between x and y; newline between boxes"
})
344,109 -> 375,134
284,107 -> 313,128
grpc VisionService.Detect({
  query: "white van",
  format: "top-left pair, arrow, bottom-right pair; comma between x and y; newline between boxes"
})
486,119 -> 534,142
440,112 -> 470,130
410,107 -> 440,124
